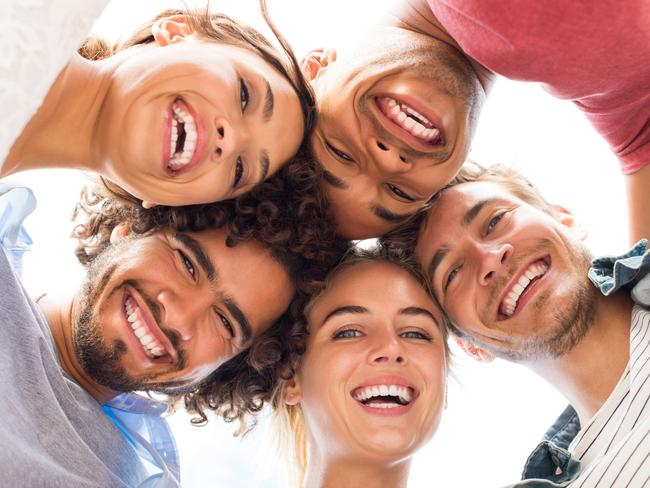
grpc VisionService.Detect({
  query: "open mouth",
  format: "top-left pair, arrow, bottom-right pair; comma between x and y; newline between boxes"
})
498,257 -> 550,319
351,383 -> 416,410
167,98 -> 198,172
375,96 -> 445,146
123,294 -> 172,361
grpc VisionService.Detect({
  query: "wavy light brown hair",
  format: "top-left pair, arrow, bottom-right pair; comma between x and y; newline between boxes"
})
79,2 -> 316,156
72,154 -> 349,421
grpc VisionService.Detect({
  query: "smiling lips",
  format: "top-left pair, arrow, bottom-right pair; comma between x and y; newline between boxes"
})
499,259 -> 549,318
124,295 -> 169,360
352,383 -> 416,410
376,96 -> 444,145
168,99 -> 198,172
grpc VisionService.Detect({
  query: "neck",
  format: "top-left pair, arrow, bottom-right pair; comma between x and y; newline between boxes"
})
526,291 -> 633,424
303,449 -> 411,488
2,53 -> 112,177
38,290 -> 118,404
388,0 -> 495,93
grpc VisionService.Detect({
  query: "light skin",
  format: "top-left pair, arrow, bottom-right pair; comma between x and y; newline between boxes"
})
284,261 -> 447,488
303,9 -> 493,238
3,15 -> 303,207
39,224 -> 294,403
415,181 -> 632,423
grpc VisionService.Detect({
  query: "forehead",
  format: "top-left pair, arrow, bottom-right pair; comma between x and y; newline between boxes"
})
309,261 -> 439,322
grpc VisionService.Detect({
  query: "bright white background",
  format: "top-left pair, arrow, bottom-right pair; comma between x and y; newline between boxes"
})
4,0 -> 628,486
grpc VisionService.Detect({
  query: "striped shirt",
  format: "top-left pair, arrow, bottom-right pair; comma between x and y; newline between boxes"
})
568,305 -> 650,487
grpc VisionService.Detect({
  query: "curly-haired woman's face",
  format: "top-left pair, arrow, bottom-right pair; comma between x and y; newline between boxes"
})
72,226 -> 294,393
286,261 -> 447,463
95,16 -> 304,206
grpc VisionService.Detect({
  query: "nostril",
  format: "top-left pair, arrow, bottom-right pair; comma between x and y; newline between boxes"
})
485,271 -> 494,280
215,147 -> 222,157
217,127 -> 224,138
377,141 -> 389,151
399,155 -> 407,163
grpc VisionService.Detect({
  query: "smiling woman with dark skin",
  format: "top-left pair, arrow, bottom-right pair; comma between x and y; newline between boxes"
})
2,4 -> 315,208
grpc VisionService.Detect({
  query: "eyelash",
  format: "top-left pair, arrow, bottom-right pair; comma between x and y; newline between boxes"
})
234,157 -> 245,188
333,328 -> 361,339
388,183 -> 415,202
239,78 -> 249,111
178,249 -> 196,279
216,310 -> 235,338
326,142 -> 354,162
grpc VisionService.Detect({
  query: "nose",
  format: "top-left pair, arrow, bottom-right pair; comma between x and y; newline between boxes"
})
368,329 -> 407,365
476,242 -> 513,286
156,287 -> 211,342
368,138 -> 411,175
213,117 -> 250,160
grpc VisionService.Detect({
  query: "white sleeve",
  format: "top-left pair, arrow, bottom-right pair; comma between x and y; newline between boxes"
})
0,0 -> 110,169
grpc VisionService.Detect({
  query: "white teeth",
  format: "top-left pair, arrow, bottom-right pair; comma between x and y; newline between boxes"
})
124,297 -> 165,359
381,96 -> 441,143
353,384 -> 414,406
501,261 -> 549,317
168,101 -> 198,170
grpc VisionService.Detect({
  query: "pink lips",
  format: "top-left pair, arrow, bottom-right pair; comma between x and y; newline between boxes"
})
161,98 -> 208,177
351,375 -> 419,417
373,94 -> 446,151
496,257 -> 551,321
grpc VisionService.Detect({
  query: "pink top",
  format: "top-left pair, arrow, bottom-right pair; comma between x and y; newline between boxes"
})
427,0 -> 650,174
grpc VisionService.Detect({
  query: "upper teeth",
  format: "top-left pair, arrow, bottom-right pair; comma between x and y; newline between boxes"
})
169,100 -> 197,170
353,384 -> 413,409
124,296 -> 165,359
383,97 -> 440,143
501,261 -> 549,317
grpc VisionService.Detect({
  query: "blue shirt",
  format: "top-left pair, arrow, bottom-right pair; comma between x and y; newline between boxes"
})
0,182 -> 180,487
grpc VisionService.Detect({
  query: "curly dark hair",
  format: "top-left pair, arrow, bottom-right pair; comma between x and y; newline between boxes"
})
79,2 -> 316,159
186,243 -> 450,441
73,152 -> 347,296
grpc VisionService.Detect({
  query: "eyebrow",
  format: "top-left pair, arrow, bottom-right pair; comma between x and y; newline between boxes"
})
258,149 -> 270,185
262,79 -> 274,123
399,306 -> 437,323
372,205 -> 413,224
426,197 -> 496,289
223,296 -> 253,346
174,233 -> 215,282
322,169 -> 348,189
322,305 -> 369,325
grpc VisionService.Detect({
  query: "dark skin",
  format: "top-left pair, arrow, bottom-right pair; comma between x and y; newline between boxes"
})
395,0 -> 649,245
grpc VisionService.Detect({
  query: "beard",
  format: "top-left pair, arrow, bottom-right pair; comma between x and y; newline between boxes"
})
475,239 -> 598,362
71,235 -> 188,394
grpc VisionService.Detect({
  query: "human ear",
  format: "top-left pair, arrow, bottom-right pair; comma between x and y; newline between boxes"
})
300,48 -> 338,81
141,201 -> 157,209
283,376 -> 303,406
551,204 -> 587,241
455,337 -> 495,363
151,15 -> 192,46
109,221 -> 131,245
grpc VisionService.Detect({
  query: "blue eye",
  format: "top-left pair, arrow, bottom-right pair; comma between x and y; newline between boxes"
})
240,78 -> 249,111
333,328 -> 362,339
178,250 -> 196,278
445,266 -> 460,290
487,212 -> 506,233
400,330 -> 432,341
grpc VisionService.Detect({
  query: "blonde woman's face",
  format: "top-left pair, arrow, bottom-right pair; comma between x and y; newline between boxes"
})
289,261 -> 447,463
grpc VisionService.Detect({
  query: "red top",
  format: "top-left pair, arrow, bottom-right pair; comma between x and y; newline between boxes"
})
427,0 -> 650,174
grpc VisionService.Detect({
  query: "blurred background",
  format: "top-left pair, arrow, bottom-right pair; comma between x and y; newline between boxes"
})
3,0 -> 628,486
